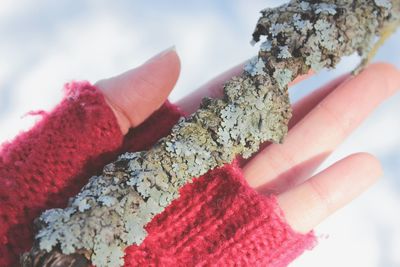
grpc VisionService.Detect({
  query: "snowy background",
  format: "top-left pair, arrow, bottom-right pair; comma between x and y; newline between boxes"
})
0,1 -> 399,266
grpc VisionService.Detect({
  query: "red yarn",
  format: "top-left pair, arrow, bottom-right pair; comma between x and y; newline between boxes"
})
0,81 -> 315,266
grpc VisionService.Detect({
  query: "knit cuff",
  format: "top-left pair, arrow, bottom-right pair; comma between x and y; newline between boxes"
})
0,81 -> 121,266
123,160 -> 315,266
0,81 -> 124,206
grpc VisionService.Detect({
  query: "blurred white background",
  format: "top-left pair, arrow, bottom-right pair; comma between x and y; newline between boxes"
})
0,1 -> 399,266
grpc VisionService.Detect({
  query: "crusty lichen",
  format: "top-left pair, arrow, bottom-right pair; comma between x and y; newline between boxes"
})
21,1 -> 400,266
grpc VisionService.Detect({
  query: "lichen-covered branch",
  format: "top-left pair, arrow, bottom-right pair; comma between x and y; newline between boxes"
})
21,1 -> 399,266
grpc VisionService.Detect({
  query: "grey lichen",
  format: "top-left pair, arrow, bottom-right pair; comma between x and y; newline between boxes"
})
375,0 -> 392,9
260,39 -> 272,52
293,14 -> 313,34
22,1 -> 400,267
273,69 -> 293,90
315,3 -> 337,15
278,46 -> 292,59
244,56 -> 266,76
313,19 -> 340,51
300,1 -> 310,11
270,22 -> 290,37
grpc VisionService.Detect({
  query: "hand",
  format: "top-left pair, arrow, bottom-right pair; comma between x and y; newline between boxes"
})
95,47 -> 400,234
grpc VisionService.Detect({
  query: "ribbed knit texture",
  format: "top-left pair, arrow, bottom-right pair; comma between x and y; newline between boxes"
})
0,81 -> 315,267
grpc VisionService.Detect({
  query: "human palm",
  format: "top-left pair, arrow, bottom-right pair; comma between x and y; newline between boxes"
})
96,48 -> 400,235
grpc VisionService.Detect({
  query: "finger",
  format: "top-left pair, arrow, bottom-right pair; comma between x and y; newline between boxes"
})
175,61 -> 313,115
96,48 -> 181,134
289,73 -> 350,129
243,63 -> 400,192
239,73 -> 349,167
277,152 -> 382,233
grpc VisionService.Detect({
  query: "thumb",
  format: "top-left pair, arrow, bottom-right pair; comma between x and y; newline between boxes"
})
95,47 -> 181,134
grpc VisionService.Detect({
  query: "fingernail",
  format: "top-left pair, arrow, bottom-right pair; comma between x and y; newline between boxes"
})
144,46 -> 176,65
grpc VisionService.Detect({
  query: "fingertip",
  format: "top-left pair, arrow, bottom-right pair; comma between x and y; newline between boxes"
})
345,152 -> 383,182
150,48 -> 181,89
137,48 -> 181,100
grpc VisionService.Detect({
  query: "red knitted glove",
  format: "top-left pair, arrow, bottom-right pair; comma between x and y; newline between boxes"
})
0,81 -> 315,267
